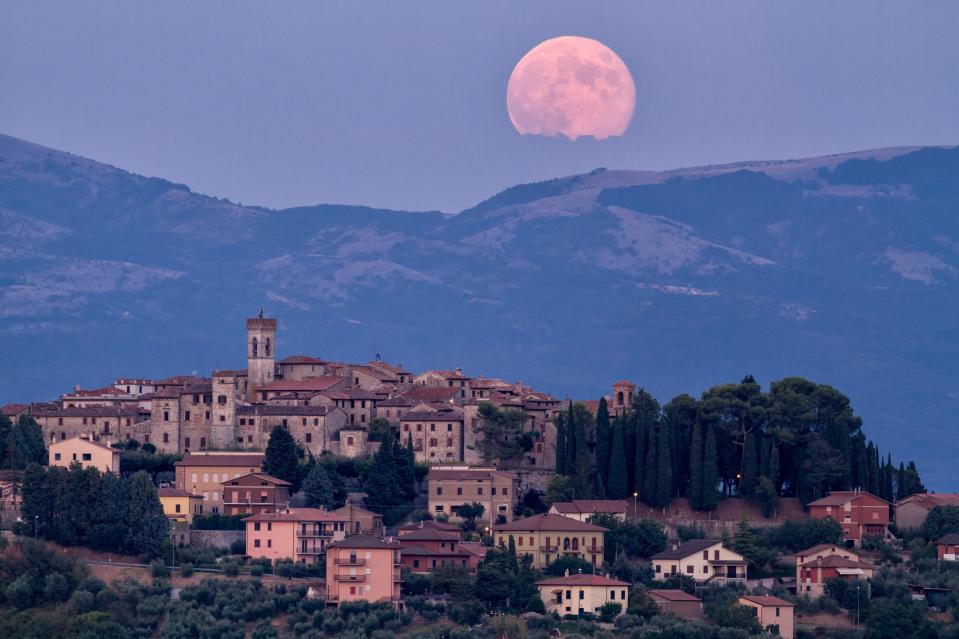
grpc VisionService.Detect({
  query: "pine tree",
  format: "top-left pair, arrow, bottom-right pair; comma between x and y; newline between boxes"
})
688,422 -> 704,510
405,433 -> 417,498
768,443 -> 781,494
365,438 -> 400,517
606,417 -> 627,499
263,426 -> 301,488
394,437 -> 416,502
701,425 -> 719,511
595,398 -> 612,487
125,471 -> 169,556
654,422 -> 672,507
740,432 -> 759,497
554,413 -> 567,475
633,421 -> 647,499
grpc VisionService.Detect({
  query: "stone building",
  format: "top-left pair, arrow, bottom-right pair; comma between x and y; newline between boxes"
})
400,406 -> 465,463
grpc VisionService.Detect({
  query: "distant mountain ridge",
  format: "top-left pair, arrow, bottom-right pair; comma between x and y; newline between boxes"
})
1,133 -> 957,488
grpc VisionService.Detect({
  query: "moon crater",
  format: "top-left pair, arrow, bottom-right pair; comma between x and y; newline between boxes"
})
507,36 -> 636,141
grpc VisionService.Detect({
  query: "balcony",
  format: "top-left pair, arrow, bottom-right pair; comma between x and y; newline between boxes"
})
299,547 -> 325,555
297,529 -> 334,538
335,558 -> 366,566
334,574 -> 366,583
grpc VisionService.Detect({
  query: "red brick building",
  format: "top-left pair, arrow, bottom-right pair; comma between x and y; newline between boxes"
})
220,472 -> 291,516
807,490 -> 890,545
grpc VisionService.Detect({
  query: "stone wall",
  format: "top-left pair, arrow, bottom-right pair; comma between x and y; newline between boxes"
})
515,469 -> 554,495
188,529 -> 245,550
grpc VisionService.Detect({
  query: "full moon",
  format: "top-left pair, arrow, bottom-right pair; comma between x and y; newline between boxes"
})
507,36 -> 636,141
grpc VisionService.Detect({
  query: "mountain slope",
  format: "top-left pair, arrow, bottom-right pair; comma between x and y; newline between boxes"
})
1,133 -> 957,488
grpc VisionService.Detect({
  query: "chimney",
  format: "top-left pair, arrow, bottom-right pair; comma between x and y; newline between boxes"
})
74,385 -> 80,392
564,569 -> 569,577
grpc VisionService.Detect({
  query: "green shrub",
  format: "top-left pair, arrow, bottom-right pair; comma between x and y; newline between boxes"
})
150,559 -> 169,579
179,562 -> 194,577
598,601 -> 622,622
70,589 -> 97,614
221,560 -> 240,577
251,564 -> 265,577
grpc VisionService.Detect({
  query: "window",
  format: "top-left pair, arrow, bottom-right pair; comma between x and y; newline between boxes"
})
200,437 -> 206,448
267,540 -> 272,548
218,395 -> 227,405
184,411 -> 191,421
163,433 -> 169,443
302,418 -> 306,426
775,607 -> 780,617
54,453 -> 61,461
686,565 -> 693,574
82,453 -> 92,461
185,437 -> 191,448
254,539 -> 260,548
347,437 -> 354,445
491,487 -> 497,496
313,418 -> 319,426
457,487 -> 462,495
163,411 -> 169,422
477,487 -> 483,495
703,550 -> 708,560
306,433 -> 312,443
436,487 -> 443,495
502,487 -> 508,496
254,522 -> 261,531
175,504 -> 181,513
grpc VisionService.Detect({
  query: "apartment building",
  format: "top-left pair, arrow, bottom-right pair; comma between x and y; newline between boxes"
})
174,452 -> 264,514
325,535 -> 402,607
493,513 -> 607,569
49,436 -> 120,474
245,508 -> 349,565
220,472 -> 291,516
427,466 -> 518,524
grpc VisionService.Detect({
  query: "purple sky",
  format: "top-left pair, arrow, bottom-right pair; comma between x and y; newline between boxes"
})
2,1 -> 958,213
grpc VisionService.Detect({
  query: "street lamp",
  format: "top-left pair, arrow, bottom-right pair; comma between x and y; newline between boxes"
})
34,515 -> 38,538
633,492 -> 638,517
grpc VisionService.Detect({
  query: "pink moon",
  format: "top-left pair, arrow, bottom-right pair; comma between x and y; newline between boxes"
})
507,36 -> 636,141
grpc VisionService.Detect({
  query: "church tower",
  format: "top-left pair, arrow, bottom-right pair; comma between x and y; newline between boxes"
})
247,311 -> 277,400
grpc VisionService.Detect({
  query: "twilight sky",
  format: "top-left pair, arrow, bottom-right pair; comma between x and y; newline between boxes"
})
2,1 -> 958,213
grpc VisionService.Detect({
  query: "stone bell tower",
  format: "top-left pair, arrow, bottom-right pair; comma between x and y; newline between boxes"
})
247,310 -> 277,400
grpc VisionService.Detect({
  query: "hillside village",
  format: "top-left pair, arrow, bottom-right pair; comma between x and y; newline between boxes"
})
0,313 -> 957,639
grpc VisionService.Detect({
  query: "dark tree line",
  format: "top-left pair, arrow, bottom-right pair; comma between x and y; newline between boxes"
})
19,463 -> 169,556
557,375 -> 924,511
0,415 -> 47,470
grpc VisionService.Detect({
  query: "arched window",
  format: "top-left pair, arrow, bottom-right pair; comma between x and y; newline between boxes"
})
563,537 -> 571,550
265,337 -> 271,357
252,337 -> 258,357
572,538 -> 579,551
628,391 -> 633,403
617,391 -> 624,405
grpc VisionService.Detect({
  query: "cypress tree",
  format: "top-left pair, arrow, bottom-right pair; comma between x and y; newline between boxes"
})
554,413 -> 567,475
573,405 -> 590,495
606,417 -> 627,499
741,432 -> 759,497
865,442 -> 879,495
689,422 -> 704,510
642,427 -> 657,506
595,398 -> 612,486
655,422 -> 672,507
125,471 -> 169,556
566,402 -> 577,475
896,462 -> 907,500
768,443 -> 781,494
701,426 -> 719,511
882,453 -> 895,501
633,421 -> 647,498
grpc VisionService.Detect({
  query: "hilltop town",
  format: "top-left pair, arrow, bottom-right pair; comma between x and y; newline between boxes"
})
0,312 -> 957,639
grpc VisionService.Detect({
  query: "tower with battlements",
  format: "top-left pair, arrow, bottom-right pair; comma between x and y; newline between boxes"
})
247,312 -> 277,400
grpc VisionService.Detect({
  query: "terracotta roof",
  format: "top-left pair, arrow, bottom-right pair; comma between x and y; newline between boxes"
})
330,504 -> 382,519
536,573 -> 629,587
32,405 -> 146,417
740,595 -> 794,607
175,453 -> 264,468
495,513 -> 607,533
648,589 -> 702,602
459,541 -> 487,558
63,385 -> 127,397
937,533 -> 959,545
897,493 -> 959,510
179,382 -> 213,395
322,390 -> 381,401
243,508 -> 350,523
651,539 -> 723,560
800,555 -> 872,569
808,490 -> 891,507
158,487 -> 201,498
797,544 -> 852,558
428,467 -> 518,482
220,472 -> 292,487
399,387 -> 461,403
1,403 -> 28,416
378,397 -> 415,408
401,408 -> 464,422
155,375 -> 206,385
398,543 -> 469,557
212,369 -> 247,377
417,369 -> 470,380
51,436 -> 118,452
397,520 -> 462,533
551,500 -> 629,515
469,378 -> 512,390
398,528 -> 461,542
279,355 -> 327,365
612,380 -> 636,387
369,361 -> 411,375
237,405 -> 331,416
0,470 -> 23,482
257,377 -> 343,393
328,534 -> 401,549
